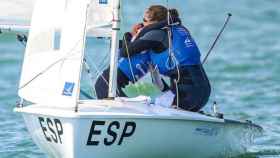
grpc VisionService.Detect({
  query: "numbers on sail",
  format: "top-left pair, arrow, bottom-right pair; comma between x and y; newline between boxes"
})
38,117 -> 63,144
87,120 -> 136,146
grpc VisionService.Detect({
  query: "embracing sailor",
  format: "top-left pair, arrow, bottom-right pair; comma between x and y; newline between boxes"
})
95,5 -> 211,112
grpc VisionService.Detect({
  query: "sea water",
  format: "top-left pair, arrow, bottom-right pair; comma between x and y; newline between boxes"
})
0,0 -> 280,157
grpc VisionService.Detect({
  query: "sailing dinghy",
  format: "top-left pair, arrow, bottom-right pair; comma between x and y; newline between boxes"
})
6,0 -> 263,157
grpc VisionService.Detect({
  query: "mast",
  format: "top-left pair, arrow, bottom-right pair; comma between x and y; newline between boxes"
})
108,0 -> 120,98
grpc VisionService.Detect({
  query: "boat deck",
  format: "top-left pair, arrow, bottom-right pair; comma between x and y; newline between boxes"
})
14,99 -> 225,123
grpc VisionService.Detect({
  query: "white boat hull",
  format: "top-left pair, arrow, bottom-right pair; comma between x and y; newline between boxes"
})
15,100 -> 262,158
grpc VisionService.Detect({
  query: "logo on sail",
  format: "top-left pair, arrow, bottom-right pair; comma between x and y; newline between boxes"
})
99,0 -> 108,4
62,82 -> 75,96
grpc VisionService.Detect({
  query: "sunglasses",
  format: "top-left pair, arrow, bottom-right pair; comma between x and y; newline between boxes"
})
143,18 -> 148,22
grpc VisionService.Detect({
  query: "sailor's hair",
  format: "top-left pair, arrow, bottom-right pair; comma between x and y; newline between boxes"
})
168,9 -> 179,19
168,8 -> 181,24
145,5 -> 168,22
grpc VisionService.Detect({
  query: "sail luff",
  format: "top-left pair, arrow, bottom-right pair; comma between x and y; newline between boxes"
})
75,3 -> 91,111
108,0 -> 120,98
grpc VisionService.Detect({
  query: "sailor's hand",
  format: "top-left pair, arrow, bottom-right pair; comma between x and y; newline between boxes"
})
131,23 -> 144,36
149,64 -> 170,92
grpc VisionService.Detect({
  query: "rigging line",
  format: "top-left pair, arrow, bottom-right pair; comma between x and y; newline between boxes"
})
83,59 -> 97,97
202,13 -> 232,65
75,3 -> 94,112
80,89 -> 94,99
87,57 -> 110,91
87,39 -> 111,71
79,1 -> 98,98
76,3 -> 90,112
124,36 -> 136,83
85,40 -> 116,95
85,42 -> 121,98
85,52 -> 108,78
82,5 -> 99,99
167,9 -> 180,81
123,34 -> 141,94
19,37 -> 85,90
166,3 -> 181,108
85,54 -> 122,97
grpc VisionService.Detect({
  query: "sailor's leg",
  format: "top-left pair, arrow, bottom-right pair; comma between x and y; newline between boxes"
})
95,68 -> 110,99
171,84 -> 196,111
117,69 -> 129,97
176,85 -> 209,112
170,65 -> 211,112
95,67 -> 129,99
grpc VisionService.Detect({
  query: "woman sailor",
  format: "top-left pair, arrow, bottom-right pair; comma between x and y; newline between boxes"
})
95,5 -> 169,99
95,5 -> 211,112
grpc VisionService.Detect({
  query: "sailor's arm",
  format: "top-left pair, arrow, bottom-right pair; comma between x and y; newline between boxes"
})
120,30 -> 167,57
149,64 -> 170,92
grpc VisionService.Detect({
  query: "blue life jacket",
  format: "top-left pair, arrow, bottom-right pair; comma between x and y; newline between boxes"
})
149,26 -> 201,75
118,51 -> 150,82
118,25 -> 201,81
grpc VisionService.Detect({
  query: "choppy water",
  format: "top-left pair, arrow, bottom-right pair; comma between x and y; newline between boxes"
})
0,0 -> 280,157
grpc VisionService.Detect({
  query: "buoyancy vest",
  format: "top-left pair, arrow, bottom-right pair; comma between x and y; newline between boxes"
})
149,26 -> 201,75
118,51 -> 150,82
117,22 -> 166,82
118,22 -> 201,81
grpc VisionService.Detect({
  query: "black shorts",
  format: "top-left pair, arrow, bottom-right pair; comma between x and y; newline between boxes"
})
170,65 -> 211,112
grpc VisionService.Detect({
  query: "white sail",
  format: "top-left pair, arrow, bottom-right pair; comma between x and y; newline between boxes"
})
18,0 -> 182,107
18,0 -> 91,108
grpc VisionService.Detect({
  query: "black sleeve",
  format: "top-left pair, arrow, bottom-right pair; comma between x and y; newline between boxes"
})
121,32 -> 132,48
120,39 -> 166,57
120,30 -> 168,57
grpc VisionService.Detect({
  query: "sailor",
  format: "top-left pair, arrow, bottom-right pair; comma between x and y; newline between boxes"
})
148,8 -> 211,112
95,5 -> 169,99
94,23 -> 150,98
95,5 -> 211,112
